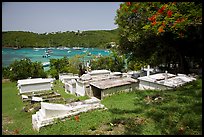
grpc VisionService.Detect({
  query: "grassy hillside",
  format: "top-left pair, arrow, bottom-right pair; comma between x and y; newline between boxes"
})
2,79 -> 202,135
2,29 -> 119,49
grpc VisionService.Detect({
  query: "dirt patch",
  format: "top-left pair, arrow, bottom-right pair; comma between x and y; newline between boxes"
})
2,79 -> 11,83
85,122 -> 125,135
2,115 -> 16,135
2,115 -> 13,125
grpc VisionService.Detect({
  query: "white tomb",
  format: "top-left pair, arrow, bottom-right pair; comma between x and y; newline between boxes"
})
32,97 -> 106,131
138,71 -> 196,90
74,70 -> 139,98
75,72 -> 112,97
90,77 -> 138,99
87,70 -> 111,78
65,79 -> 77,94
59,73 -> 79,84
17,78 -> 55,94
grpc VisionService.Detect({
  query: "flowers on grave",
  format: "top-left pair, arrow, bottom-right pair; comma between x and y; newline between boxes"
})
74,115 -> 79,122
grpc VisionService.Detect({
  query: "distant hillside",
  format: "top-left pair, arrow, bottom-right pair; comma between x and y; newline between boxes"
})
2,29 -> 119,49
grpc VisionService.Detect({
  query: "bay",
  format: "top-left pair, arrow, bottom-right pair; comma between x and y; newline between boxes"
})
2,47 -> 110,70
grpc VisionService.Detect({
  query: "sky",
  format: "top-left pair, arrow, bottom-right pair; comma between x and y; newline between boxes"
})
2,2 -> 122,33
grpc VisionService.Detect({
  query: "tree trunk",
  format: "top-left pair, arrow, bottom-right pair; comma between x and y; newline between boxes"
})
178,54 -> 189,74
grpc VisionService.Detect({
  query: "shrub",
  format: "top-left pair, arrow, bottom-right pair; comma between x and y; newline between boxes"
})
5,58 -> 47,81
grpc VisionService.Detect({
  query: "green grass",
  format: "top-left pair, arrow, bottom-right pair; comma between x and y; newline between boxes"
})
52,80 -> 89,101
2,79 -> 202,135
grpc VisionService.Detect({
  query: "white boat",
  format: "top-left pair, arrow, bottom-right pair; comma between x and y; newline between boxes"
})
42,62 -> 50,67
33,48 -> 39,51
45,49 -> 53,54
73,47 -> 83,50
64,47 -> 70,50
67,50 -> 71,53
57,47 -> 64,50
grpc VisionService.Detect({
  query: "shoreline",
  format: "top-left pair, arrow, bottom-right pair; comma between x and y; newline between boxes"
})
2,46 -> 108,50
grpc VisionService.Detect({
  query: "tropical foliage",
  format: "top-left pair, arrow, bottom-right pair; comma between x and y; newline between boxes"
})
91,51 -> 126,72
48,55 -> 86,79
2,58 -> 47,81
115,2 -> 202,74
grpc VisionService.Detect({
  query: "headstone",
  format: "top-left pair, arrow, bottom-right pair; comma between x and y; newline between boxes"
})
32,97 -> 43,102
143,65 -> 154,77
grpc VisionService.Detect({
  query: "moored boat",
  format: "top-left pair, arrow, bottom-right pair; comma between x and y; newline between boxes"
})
73,47 -> 83,50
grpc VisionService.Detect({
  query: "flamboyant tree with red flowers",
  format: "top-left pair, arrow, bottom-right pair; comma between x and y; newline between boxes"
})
115,2 -> 202,73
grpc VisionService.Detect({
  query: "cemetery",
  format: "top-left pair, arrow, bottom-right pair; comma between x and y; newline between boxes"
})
2,68 -> 202,134
13,67 -> 199,132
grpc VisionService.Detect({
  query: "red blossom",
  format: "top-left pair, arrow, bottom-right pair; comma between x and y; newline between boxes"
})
151,21 -> 157,26
158,26 -> 165,33
180,18 -> 185,22
158,5 -> 166,13
132,9 -> 137,13
175,18 -> 185,23
148,15 -> 156,22
167,10 -> 173,17
126,2 -> 131,6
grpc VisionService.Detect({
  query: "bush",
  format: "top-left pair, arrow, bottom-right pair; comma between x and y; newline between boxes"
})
48,55 -> 84,79
91,51 -> 126,72
5,58 -> 47,81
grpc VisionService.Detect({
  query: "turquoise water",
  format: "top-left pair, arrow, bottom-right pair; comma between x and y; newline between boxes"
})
2,47 -> 110,70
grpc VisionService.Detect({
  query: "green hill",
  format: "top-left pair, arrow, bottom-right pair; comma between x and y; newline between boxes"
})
2,29 -> 119,49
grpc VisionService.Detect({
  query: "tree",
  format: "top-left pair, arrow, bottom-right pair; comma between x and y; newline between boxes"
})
49,57 -> 69,79
48,55 -> 84,78
90,51 -> 126,72
115,2 -> 202,74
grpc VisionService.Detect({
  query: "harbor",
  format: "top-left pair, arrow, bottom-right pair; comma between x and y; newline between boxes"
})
2,47 -> 111,69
